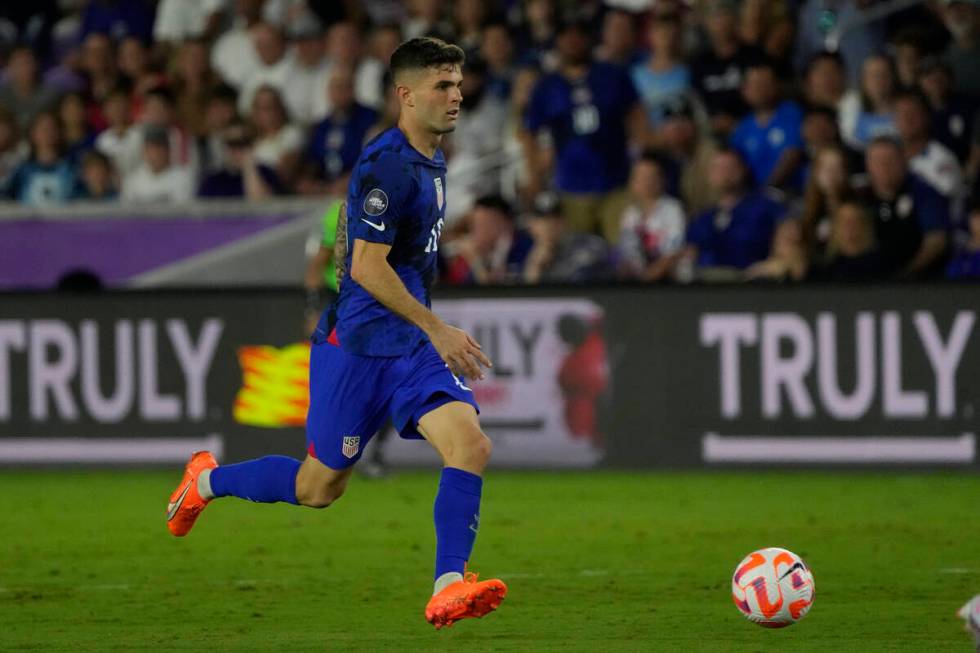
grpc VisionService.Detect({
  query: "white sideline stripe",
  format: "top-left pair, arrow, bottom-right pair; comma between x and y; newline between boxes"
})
702,432 -> 975,464
0,434 -> 224,463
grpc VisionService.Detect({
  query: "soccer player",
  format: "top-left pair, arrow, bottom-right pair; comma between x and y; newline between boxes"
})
166,37 -> 507,629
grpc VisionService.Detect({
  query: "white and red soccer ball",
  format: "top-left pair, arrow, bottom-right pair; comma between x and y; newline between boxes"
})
731,547 -> 815,627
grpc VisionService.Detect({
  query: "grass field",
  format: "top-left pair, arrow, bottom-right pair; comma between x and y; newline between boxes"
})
1,469 -> 977,652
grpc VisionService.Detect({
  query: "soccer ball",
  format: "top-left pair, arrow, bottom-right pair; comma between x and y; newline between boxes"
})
731,547 -> 815,627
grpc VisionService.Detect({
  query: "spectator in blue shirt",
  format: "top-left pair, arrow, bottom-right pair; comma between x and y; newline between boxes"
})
681,148 -> 788,276
630,11 -> 691,128
522,18 -> 647,243
862,136 -> 949,278
199,122 -> 282,199
74,150 -> 118,200
8,111 -> 81,205
947,205 -> 980,279
730,59 -> 805,191
298,65 -> 377,196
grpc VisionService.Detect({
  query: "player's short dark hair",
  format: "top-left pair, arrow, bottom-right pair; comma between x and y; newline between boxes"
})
389,37 -> 465,82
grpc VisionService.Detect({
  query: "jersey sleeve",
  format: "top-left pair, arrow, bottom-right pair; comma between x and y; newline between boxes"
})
347,151 -> 415,246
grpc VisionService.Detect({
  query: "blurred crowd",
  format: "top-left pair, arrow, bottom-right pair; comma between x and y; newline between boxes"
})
3,1 -> 980,283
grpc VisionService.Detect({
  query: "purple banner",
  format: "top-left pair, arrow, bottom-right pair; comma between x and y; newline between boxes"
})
0,215 -> 293,289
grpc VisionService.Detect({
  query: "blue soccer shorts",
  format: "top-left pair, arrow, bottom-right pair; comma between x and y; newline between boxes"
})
305,338 -> 480,470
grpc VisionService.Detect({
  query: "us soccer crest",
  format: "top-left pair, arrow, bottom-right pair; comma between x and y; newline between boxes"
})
342,436 -> 360,458
434,177 -> 444,210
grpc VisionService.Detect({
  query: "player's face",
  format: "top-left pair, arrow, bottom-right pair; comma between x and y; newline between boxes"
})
414,64 -> 464,135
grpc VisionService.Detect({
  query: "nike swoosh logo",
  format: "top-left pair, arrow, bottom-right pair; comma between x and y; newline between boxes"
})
361,218 -> 386,232
167,481 -> 193,521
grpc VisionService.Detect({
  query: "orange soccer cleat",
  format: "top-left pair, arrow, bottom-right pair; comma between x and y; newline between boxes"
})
166,450 -> 217,537
424,572 -> 507,629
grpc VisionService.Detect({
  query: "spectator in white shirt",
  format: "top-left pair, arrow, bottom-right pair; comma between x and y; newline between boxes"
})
281,15 -> 329,126
617,152 -> 687,281
122,126 -> 194,203
250,85 -> 303,188
95,86 -> 141,175
211,0 -> 264,90
894,89 -> 963,200
311,21 -> 386,119
237,22 -> 294,115
154,0 -> 227,46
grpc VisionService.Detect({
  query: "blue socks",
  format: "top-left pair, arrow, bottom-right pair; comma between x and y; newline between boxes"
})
209,455 -> 301,504
433,467 -> 483,579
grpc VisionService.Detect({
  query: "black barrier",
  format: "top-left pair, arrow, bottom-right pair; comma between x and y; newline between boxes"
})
0,285 -> 977,469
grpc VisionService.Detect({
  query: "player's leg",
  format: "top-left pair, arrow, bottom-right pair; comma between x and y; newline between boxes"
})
294,454 -> 354,508
415,401 -> 506,628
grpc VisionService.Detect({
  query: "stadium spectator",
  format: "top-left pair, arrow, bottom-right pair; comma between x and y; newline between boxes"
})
862,136 -> 949,277
513,0 -> 557,71
444,58 -> 508,223
892,28 -> 931,91
75,150 -> 118,201
453,0 -> 488,58
946,204 -> 980,278
80,0 -> 156,44
153,0 -> 226,48
58,92 -> 97,164
95,85 -> 140,175
917,57 -> 977,165
682,148 -> 788,275
171,38 -> 219,138
940,0 -> 980,99
801,146 -> 856,254
801,106 -> 862,175
403,0 -> 453,42
249,85 -> 303,188
631,11 -> 690,128
522,18 -> 646,242
744,218 -> 809,282
0,109 -> 28,192
0,46 -> 59,130
844,54 -> 898,150
79,32 -> 120,125
499,65 -> 539,210
802,51 -> 853,123
658,96 -> 718,216
299,66 -> 377,195
280,15 -> 329,126
595,9 -> 639,68
313,21 -> 388,115
738,0 -> 795,70
730,59 -> 804,190
442,194 -> 532,285
198,84 -> 239,173
523,190 -> 610,283
894,90 -> 963,199
116,35 -> 155,92
480,21 -> 516,101
691,0 -> 760,138
813,200 -> 888,281
7,112 -> 80,205
0,4 -> 59,63
795,0 -> 886,85
237,23 -> 293,115
617,152 -> 686,281
198,121 -> 281,199
122,125 -> 194,203
211,0 -> 264,90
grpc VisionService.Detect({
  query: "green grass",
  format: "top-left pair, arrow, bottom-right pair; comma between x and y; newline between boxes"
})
0,470 -> 977,652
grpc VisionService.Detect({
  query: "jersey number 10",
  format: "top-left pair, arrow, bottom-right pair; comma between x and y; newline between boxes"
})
424,217 -> 445,253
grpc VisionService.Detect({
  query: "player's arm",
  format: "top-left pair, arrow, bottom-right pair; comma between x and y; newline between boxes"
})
350,239 -> 492,380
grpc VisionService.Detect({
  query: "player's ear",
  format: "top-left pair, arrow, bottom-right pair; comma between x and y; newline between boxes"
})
395,82 -> 414,108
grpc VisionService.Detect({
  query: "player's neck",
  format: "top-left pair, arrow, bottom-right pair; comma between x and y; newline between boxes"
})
398,119 -> 441,160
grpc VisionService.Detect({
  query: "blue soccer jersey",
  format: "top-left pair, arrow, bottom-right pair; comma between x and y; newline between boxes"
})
730,100 -> 804,187
315,127 -> 447,357
524,61 -> 639,194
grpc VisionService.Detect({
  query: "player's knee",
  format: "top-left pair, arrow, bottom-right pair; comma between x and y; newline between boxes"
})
453,428 -> 492,470
296,478 -> 347,509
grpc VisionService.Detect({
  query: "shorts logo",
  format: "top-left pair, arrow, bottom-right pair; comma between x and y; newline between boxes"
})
364,189 -> 388,216
342,435 -> 361,458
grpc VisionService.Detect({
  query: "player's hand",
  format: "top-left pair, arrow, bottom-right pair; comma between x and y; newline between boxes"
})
429,323 -> 492,381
